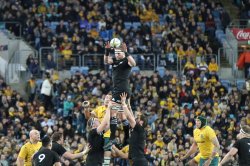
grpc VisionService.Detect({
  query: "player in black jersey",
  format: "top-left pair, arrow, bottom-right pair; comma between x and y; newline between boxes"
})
51,132 -> 90,162
104,41 -> 136,142
120,93 -> 148,166
219,125 -> 250,166
86,101 -> 112,166
32,136 -> 61,166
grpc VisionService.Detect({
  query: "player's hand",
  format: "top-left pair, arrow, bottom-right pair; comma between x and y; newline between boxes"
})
120,42 -> 127,52
105,41 -> 111,49
203,159 -> 212,166
179,156 -> 185,161
83,144 -> 91,154
120,92 -> 127,105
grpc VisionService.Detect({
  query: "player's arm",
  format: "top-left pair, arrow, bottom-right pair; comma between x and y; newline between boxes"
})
120,93 -> 136,128
210,136 -> 220,158
54,162 -> 61,166
63,144 -> 91,160
104,41 -> 113,64
180,140 -> 198,161
219,147 -> 238,166
16,145 -> 27,166
121,43 -> 136,67
16,158 -> 24,166
96,101 -> 112,133
112,145 -> 128,159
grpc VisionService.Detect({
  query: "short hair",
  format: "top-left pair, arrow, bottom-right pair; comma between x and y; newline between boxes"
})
241,125 -> 250,135
140,115 -> 148,128
51,132 -> 63,142
42,136 -> 51,147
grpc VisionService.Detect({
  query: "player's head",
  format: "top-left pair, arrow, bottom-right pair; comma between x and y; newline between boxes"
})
104,94 -> 112,106
52,132 -> 64,144
240,125 -> 250,137
114,49 -> 125,60
136,114 -> 148,128
41,136 -> 52,149
29,129 -> 40,142
195,116 -> 207,129
88,117 -> 101,129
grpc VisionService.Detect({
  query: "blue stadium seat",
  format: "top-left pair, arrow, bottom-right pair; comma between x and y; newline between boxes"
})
220,79 -> 231,90
80,66 -> 89,75
197,22 -> 205,33
236,79 -> 245,90
124,22 -> 132,29
131,66 -> 140,74
156,66 -> 166,78
212,10 -> 220,19
132,22 -> 141,30
215,30 -> 224,38
70,66 -> 80,75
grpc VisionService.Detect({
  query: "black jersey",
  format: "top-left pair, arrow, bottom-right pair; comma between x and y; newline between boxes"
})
129,123 -> 146,160
32,147 -> 60,166
233,137 -> 250,166
51,141 -> 66,157
112,57 -> 131,96
86,129 -> 104,166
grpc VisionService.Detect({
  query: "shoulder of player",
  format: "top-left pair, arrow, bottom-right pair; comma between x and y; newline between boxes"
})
204,126 -> 214,132
23,141 -> 42,148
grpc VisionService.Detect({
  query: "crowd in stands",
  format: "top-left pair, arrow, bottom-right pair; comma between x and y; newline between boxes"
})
1,66 -> 250,165
0,0 -> 230,70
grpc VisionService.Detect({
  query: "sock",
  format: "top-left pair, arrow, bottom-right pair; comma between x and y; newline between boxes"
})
102,157 -> 111,166
110,117 -> 117,140
122,120 -> 130,146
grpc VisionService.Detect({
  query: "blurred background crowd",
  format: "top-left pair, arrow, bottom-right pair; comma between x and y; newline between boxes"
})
0,0 -> 250,166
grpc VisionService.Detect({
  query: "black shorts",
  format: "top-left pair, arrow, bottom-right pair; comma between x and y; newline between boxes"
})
112,91 -> 130,104
132,158 -> 148,166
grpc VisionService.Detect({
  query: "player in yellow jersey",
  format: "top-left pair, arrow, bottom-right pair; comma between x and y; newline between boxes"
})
181,116 -> 220,166
16,130 -> 42,166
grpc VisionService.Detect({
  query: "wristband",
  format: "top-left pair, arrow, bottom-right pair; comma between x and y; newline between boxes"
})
125,52 -> 130,57
105,48 -> 111,56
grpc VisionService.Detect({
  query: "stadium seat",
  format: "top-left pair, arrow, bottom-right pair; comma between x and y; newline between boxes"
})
70,66 -> 80,75
80,66 -> 89,75
220,79 -> 231,90
156,66 -> 166,78
131,66 -> 140,74
124,22 -> 132,29
236,79 -> 245,90
132,22 -> 141,30
197,22 -> 205,33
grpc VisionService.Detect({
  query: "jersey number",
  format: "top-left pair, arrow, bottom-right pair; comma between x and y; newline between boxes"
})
38,154 -> 45,162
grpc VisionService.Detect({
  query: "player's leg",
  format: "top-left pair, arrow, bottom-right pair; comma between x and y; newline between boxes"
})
103,137 -> 112,166
110,93 -> 121,141
121,112 -> 130,146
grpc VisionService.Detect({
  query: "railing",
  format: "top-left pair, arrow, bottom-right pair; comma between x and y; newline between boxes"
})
157,53 -> 179,73
82,53 -> 156,71
39,47 -> 57,70
228,19 -> 250,29
0,22 -> 22,37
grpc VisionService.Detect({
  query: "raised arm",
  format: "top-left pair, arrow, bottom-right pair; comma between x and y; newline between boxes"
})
104,41 -> 113,65
120,93 -> 136,128
121,43 -> 136,67
96,101 -> 112,133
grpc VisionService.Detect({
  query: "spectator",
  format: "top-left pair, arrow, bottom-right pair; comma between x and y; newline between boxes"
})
45,54 -> 57,74
41,72 -> 53,110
